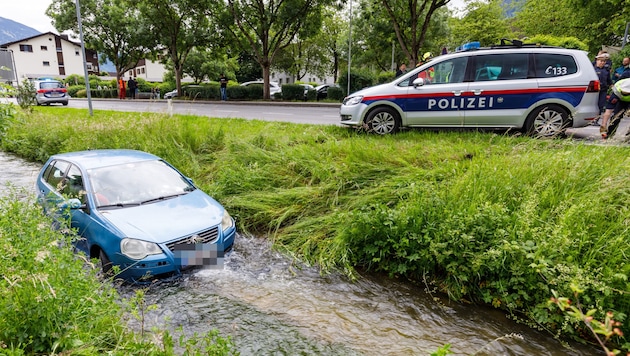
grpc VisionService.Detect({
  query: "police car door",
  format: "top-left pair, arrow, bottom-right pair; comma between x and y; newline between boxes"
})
465,52 -> 535,127
402,57 -> 469,126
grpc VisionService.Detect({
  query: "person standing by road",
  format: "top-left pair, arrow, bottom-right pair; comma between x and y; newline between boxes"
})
594,53 -> 612,125
395,63 -> 407,78
219,74 -> 228,101
127,77 -> 137,99
613,57 -> 630,83
118,78 -> 126,100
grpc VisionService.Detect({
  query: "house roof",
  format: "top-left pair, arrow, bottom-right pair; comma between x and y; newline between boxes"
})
0,32 -> 80,48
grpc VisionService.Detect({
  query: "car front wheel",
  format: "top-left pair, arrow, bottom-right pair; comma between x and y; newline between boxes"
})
365,107 -> 400,134
99,249 -> 113,276
524,104 -> 569,137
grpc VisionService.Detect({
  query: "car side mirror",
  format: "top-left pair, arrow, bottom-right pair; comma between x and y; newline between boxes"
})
58,198 -> 84,210
412,78 -> 427,87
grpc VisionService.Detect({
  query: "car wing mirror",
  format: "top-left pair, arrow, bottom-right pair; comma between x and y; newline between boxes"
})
58,198 -> 84,210
412,77 -> 427,87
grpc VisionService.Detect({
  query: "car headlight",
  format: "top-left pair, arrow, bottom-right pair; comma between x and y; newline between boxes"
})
120,238 -> 163,260
221,210 -> 234,231
343,95 -> 364,106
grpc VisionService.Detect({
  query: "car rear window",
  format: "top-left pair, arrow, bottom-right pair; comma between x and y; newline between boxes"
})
39,81 -> 64,89
534,53 -> 577,78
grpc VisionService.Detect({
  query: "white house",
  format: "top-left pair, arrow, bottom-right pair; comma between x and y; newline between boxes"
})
1,32 -> 335,87
0,32 -> 100,83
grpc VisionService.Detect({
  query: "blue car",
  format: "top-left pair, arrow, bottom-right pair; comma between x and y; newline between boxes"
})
35,149 -> 236,282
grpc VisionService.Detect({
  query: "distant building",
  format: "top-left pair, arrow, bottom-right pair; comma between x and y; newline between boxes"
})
271,72 -> 335,86
0,32 -> 100,83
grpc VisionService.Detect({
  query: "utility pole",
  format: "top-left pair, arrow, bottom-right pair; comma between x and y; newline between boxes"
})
75,0 -> 93,116
347,0 -> 352,96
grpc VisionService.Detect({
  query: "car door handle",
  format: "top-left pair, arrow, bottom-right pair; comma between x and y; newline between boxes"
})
452,90 -> 463,96
471,89 -> 484,95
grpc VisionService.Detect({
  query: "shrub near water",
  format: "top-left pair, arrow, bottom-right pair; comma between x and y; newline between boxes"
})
0,192 -> 124,353
2,107 -> 629,351
0,191 -> 238,355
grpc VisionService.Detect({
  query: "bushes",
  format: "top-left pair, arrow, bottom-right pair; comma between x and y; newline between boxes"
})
281,84 -> 304,101
0,191 -> 238,355
327,86 -> 344,101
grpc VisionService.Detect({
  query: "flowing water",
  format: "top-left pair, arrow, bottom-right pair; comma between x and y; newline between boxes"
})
2,151 -> 600,356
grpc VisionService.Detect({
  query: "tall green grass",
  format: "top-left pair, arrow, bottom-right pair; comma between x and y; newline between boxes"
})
0,190 -> 238,355
2,107 -> 629,350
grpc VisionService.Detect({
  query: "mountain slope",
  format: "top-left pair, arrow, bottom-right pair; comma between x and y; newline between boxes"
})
0,17 -> 41,45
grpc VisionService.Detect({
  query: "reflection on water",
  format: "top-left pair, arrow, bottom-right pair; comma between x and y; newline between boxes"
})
0,151 -> 41,197
1,151 -> 600,356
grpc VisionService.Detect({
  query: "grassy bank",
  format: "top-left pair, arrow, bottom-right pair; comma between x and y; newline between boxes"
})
0,191 -> 237,355
2,107 -> 629,351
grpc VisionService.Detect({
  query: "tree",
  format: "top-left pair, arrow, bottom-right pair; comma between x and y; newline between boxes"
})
272,37 -> 329,82
182,48 -> 239,84
379,0 -> 450,67
352,0 -> 450,72
135,0 -> 219,97
449,0 -> 512,47
212,0 -> 340,99
46,0 -> 150,81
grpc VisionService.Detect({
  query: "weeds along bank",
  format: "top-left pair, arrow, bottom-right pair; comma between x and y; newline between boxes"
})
0,192 -> 236,355
2,107 -> 629,351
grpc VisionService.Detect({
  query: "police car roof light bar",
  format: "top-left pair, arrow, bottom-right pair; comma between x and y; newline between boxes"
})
455,41 -> 480,52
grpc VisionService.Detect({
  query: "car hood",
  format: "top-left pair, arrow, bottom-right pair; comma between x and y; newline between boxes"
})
349,83 -> 392,97
98,190 -> 224,243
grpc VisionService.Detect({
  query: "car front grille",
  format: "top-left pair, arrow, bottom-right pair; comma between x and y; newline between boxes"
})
166,226 -> 219,251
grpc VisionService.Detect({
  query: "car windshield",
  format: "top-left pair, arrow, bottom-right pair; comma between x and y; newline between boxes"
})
88,160 -> 195,207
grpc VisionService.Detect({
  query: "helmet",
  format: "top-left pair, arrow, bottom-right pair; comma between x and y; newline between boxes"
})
422,52 -> 433,61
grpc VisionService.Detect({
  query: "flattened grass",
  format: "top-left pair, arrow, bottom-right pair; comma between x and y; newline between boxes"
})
3,107 -> 629,349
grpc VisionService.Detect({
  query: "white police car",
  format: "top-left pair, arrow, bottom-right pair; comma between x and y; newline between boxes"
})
340,40 -> 600,137
33,78 -> 69,106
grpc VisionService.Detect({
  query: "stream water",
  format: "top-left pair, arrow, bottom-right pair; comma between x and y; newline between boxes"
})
1,151 -> 600,355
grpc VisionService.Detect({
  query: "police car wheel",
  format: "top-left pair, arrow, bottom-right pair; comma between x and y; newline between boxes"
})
524,104 -> 569,137
365,107 -> 400,134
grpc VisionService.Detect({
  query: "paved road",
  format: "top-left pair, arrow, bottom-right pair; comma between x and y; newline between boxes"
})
6,97 -> 630,142
66,98 -> 342,126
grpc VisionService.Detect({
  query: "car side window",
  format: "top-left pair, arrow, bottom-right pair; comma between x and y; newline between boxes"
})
44,160 -> 70,192
471,53 -> 529,81
399,57 -> 468,86
534,53 -> 577,78
63,164 -> 86,203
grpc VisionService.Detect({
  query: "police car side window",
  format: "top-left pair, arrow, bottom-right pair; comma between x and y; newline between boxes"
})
401,57 -> 468,86
534,54 -> 577,78
472,53 -> 529,81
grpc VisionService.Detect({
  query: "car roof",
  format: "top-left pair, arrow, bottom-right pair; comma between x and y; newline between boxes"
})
241,81 -> 280,86
49,149 -> 160,170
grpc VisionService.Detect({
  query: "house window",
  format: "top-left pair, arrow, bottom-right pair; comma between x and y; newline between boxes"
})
41,45 -> 48,51
75,50 -> 80,56
141,68 -> 145,74
43,61 -> 50,66
86,63 -> 93,71
19,44 -> 33,52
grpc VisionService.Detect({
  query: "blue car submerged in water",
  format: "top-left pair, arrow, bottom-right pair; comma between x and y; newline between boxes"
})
35,149 -> 236,282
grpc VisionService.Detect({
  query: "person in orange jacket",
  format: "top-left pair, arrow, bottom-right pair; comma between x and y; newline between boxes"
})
118,78 -> 126,100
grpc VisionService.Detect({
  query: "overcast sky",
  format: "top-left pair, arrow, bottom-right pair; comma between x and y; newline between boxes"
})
3,0 -> 57,33
3,0 -> 466,34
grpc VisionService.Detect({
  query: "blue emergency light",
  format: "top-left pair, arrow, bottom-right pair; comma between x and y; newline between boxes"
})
455,41 -> 480,52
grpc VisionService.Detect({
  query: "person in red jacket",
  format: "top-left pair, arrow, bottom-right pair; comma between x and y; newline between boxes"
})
118,78 -> 126,100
